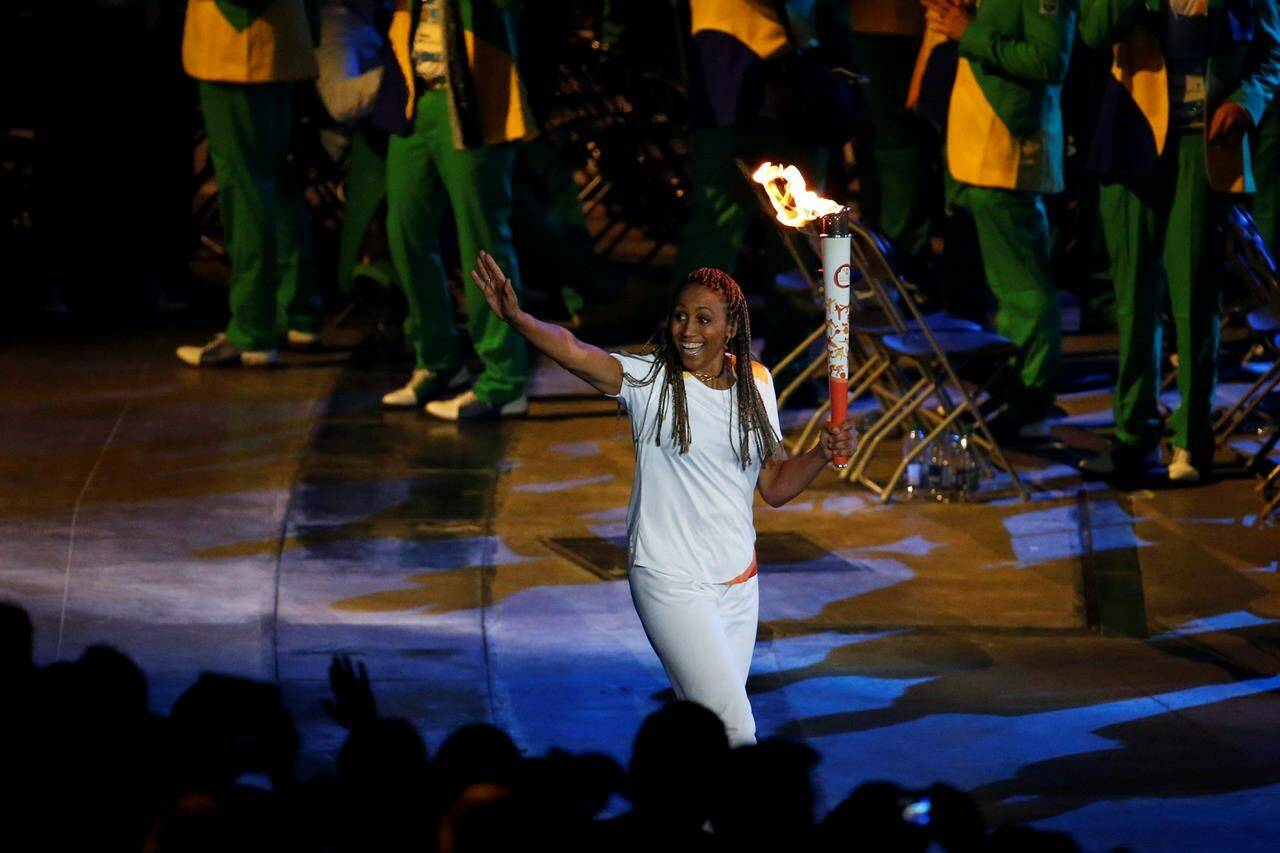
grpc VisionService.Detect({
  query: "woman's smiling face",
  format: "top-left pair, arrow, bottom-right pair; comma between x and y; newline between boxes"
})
669,284 -> 736,375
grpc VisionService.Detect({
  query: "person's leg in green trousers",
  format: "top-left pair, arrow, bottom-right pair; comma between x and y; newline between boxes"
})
851,32 -> 933,262
385,89 -> 528,406
957,185 -> 1062,425
513,139 -> 602,318
1163,131 -> 1223,467
386,94 -> 463,378
1251,104 -> 1280,253
1098,130 -> 1222,468
672,127 -> 756,284
274,125 -> 320,337
201,81 -> 319,350
338,127 -> 391,295
1097,168 -> 1168,454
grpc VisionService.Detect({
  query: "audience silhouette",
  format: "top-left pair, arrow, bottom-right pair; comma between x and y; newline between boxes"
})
0,600 -> 1107,852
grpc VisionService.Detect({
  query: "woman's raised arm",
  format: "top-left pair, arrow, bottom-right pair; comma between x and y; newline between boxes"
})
471,251 -> 624,396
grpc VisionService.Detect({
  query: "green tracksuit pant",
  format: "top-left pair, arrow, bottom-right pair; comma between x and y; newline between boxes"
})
851,32 -> 934,261
1253,104 -> 1280,253
513,138 -> 600,317
199,81 -> 319,351
1098,129 -> 1224,464
671,123 -> 827,285
951,184 -> 1062,423
338,127 -> 393,295
385,88 -> 528,405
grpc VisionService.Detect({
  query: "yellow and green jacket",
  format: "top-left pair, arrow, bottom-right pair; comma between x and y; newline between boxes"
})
1079,0 -> 1280,192
683,0 -> 853,128
685,0 -> 792,127
182,0 -> 319,83
374,0 -> 535,149
946,0 -> 1077,193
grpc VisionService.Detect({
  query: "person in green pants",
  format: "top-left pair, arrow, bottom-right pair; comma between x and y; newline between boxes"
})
1078,0 -> 1280,482
850,0 -> 935,278
315,0 -> 398,298
373,0 -> 536,419
177,0 -> 322,367
924,0 -> 1076,437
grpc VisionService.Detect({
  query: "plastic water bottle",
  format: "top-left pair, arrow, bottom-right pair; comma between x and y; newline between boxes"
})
926,434 -> 950,501
901,422 -> 928,500
955,426 -> 982,500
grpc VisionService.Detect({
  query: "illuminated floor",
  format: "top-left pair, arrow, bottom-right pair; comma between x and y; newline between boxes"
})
3,328 -> 1279,852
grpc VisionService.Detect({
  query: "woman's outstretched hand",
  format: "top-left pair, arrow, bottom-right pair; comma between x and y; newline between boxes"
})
819,417 -> 858,462
471,250 -> 523,325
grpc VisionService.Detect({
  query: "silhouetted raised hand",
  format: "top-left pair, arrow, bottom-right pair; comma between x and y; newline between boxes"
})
321,655 -> 377,731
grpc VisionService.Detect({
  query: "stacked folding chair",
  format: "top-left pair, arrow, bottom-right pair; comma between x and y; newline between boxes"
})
833,222 -> 1029,501
741,161 -> 1030,502
1218,207 -> 1280,523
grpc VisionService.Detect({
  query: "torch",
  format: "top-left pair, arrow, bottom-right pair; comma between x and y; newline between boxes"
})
819,208 -> 852,469
750,162 -> 853,468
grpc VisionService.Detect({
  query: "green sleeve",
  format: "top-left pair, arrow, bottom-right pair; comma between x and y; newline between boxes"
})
1228,0 -> 1280,125
958,0 -> 1076,83
1076,0 -> 1146,50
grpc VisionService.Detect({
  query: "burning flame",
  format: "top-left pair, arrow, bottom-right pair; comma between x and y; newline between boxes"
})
751,161 -> 842,228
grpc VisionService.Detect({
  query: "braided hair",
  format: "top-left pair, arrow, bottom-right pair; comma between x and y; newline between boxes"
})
621,268 -> 783,470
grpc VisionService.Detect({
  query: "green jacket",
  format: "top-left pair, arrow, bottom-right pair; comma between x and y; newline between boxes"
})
958,0 -> 1077,138
183,0 -> 318,83
947,0 -> 1077,192
1079,0 -> 1280,191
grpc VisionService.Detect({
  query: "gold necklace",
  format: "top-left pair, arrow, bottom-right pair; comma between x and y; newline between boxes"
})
688,362 -> 727,384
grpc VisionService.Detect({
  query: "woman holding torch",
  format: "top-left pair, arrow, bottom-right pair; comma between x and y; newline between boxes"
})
470,251 -> 855,745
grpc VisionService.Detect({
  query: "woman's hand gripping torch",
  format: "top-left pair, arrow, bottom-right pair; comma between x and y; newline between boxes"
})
820,209 -> 852,468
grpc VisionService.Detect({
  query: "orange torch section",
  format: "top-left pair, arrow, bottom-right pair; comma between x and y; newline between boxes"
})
829,378 -> 850,467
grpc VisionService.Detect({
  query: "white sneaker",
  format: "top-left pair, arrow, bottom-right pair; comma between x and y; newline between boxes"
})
380,366 -> 471,408
286,329 -> 321,351
176,333 -> 277,368
1167,447 -> 1201,483
424,389 -> 528,421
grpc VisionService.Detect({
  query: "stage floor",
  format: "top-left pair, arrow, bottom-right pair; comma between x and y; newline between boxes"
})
4,328 -> 1279,852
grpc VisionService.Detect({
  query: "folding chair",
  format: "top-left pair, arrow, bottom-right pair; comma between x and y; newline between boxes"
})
739,162 -> 1027,500
831,221 -> 1030,501
1214,206 -> 1280,469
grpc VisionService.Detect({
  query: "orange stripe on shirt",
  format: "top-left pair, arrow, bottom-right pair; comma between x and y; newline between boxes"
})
723,553 -> 758,586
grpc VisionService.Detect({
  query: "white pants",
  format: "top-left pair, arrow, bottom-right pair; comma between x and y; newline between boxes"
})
628,564 -> 760,746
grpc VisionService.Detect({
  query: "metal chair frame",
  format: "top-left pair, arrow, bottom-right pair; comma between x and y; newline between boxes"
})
834,223 -> 1029,501
1214,207 -> 1280,471
739,161 -> 1028,501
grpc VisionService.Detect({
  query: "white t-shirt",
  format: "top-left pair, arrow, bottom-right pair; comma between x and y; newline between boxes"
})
609,351 -> 783,584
